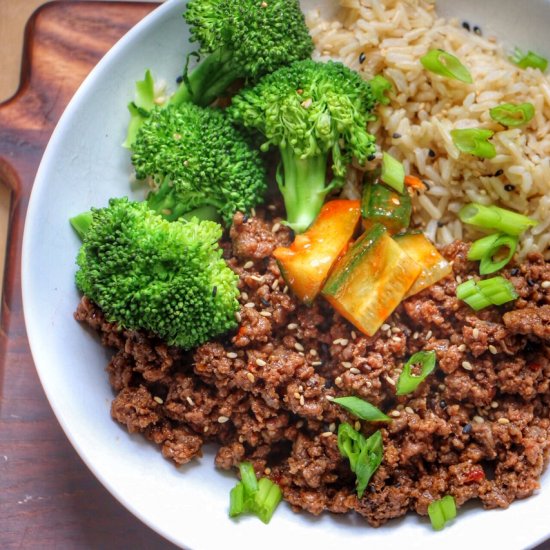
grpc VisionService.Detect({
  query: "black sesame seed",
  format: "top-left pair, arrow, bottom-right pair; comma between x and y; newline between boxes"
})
439,399 -> 448,409
367,154 -> 376,161
504,184 -> 515,192
473,25 -> 482,36
462,21 -> 471,31
527,278 -> 535,287
510,268 -> 520,276
242,215 -> 249,223
359,52 -> 366,64
260,297 -> 271,307
324,379 -> 334,389
423,180 -> 431,190
437,221 -> 445,228
176,75 -> 184,84
428,148 -> 436,158
462,423 -> 473,434
392,132 -> 402,139
288,228 -> 295,241
212,286 -> 218,297
494,169 -> 504,177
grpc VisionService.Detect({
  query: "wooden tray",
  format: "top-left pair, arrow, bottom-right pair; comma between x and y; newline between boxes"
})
0,2 -> 178,547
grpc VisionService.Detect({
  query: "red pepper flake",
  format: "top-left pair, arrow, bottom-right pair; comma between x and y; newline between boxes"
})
528,363 -> 541,372
464,466 -> 485,483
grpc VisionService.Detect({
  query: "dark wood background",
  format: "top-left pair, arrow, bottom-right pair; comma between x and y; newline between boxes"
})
0,2 -> 548,549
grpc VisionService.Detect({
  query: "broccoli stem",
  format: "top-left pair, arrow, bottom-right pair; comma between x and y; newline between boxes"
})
278,147 -> 331,234
168,49 -> 243,108
70,211 -> 93,240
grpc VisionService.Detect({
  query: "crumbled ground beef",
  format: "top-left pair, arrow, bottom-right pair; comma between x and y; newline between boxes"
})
74,210 -> 550,527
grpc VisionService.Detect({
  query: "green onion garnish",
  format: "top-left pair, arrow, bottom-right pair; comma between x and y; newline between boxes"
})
457,276 -> 518,311
333,396 -> 391,422
370,75 -> 392,106
510,48 -> 548,71
489,102 -> 535,127
420,49 -> 473,83
229,462 -> 282,523
450,128 -> 496,158
337,423 -> 383,498
428,495 -> 457,531
381,152 -> 405,193
396,350 -> 437,396
459,203 -> 538,236
468,233 -> 518,275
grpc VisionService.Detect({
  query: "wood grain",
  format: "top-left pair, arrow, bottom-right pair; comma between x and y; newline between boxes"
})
0,3 -> 178,548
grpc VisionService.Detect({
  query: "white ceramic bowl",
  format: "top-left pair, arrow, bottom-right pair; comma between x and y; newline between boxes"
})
22,1 -> 550,548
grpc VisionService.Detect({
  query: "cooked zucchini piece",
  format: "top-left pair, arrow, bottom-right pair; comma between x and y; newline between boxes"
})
273,200 -> 361,305
394,232 -> 453,297
322,223 -> 421,336
361,169 -> 411,234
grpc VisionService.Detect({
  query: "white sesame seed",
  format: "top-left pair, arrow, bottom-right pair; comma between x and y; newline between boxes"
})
473,328 -> 480,339
271,279 -> 280,290
238,435 -> 245,443
488,345 -> 498,355
351,331 -> 357,340
392,335 -> 401,342
385,330 -> 392,338
204,426 -> 209,433
491,401 -> 499,409
438,384 -> 445,391
354,421 -> 361,431
391,326 -> 401,334
218,416 -> 229,424
235,311 -> 242,323
413,332 -> 419,340
294,392 -> 301,399
310,349 -> 318,356
456,275 -> 463,284
287,323 -> 298,330
321,431 -> 333,438
462,361 -> 473,371
384,375 -> 396,386
299,395 -> 305,406
473,415 -> 484,424
241,292 -> 249,301
153,396 -> 164,404
333,338 -> 349,346
283,285 -> 289,294
186,396 -> 195,406
326,395 -> 335,402
341,362 -> 352,369
247,372 -> 255,383
243,261 -> 254,269
497,417 -> 510,425
256,358 -> 267,367
329,422 -> 336,432
298,385 -> 304,392
267,204 -> 277,211
264,467 -> 272,475
405,406 -> 414,414
226,352 -> 238,359
250,275 -> 264,283
425,330 -> 433,340
541,280 -> 550,289
260,311 -> 272,317
244,302 -> 255,308
335,376 -> 343,386
312,361 -> 323,366
294,342 -> 305,352
381,324 -> 391,331
251,207 -> 257,217
272,222 -> 281,233
390,410 -> 401,418
458,344 -> 467,352
350,367 -> 361,374
397,404 -> 404,411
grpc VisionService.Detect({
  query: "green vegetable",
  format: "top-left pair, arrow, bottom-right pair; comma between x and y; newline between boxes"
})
229,462 -> 282,523
130,103 -> 267,224
333,396 -> 391,422
337,423 -> 383,498
361,169 -> 411,234
456,276 -> 518,311
229,59 -> 377,233
459,203 -> 538,236
396,350 -> 437,396
489,102 -> 535,127
450,128 -> 496,159
380,152 -> 405,193
370,75 -> 392,105
510,48 -> 548,71
72,198 -> 239,350
428,495 -> 457,531
123,70 -> 157,148
468,233 -> 518,275
420,49 -> 473,83
125,0 -> 314,140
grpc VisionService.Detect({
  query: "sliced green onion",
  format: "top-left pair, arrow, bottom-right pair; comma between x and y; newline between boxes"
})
459,203 -> 538,236
420,49 -> 473,83
370,75 -> 392,105
381,152 -> 405,193
229,462 -> 282,523
457,276 -> 518,311
490,102 -> 535,127
467,233 -> 501,260
510,48 -> 548,71
333,396 -> 391,422
396,350 -> 437,396
337,423 -> 383,498
480,234 -> 518,275
450,128 -> 496,159
428,495 -> 457,530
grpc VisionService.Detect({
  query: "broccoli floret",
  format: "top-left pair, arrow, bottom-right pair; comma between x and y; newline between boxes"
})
173,0 -> 314,107
130,103 -> 267,224
229,60 -> 377,233
73,198 -> 239,350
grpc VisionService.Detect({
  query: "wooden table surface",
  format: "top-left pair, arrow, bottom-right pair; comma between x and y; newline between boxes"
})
0,2 -> 549,550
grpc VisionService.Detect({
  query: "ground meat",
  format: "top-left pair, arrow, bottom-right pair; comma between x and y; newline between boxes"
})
74,212 -> 550,527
